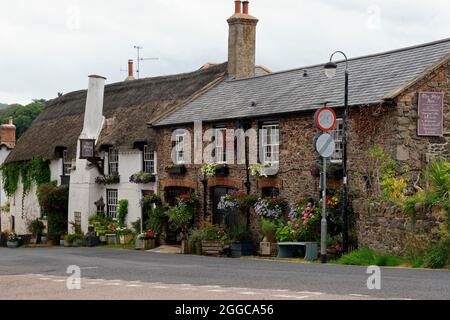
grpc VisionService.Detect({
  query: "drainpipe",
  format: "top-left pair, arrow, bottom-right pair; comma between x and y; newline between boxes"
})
202,173 -> 208,220
243,120 -> 252,228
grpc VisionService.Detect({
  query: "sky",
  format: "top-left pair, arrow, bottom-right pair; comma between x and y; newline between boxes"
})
0,0 -> 449,105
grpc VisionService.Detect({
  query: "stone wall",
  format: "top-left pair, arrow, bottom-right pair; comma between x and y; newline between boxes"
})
355,200 -> 446,254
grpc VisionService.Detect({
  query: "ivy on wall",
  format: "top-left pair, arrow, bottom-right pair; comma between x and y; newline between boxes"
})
0,157 -> 51,197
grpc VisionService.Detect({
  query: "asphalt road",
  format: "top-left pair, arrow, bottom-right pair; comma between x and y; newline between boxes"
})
0,247 -> 449,300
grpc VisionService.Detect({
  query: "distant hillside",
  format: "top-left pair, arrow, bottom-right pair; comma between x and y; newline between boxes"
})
0,101 -> 45,139
0,103 -> 9,110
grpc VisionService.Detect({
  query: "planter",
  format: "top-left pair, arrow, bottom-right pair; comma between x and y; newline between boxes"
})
194,241 -> 202,255
0,234 -> 7,247
99,235 -> 107,244
181,240 -> 190,254
119,234 -> 134,244
260,242 -> 272,256
166,165 -> 187,175
230,241 -> 254,258
85,236 -> 100,247
7,241 -> 19,248
64,240 -> 72,247
326,248 -> 338,261
201,240 -> 224,256
41,236 -> 47,245
142,239 -> 156,250
106,234 -> 119,245
73,239 -> 84,247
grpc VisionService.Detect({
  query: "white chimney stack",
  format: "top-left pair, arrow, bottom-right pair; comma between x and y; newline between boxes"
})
82,75 -> 106,138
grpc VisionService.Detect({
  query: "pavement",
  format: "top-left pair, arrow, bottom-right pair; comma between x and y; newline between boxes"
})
0,247 -> 449,300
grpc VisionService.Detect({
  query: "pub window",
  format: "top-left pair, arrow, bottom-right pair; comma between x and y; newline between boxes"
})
62,150 -> 71,176
143,145 -> 156,174
330,118 -> 343,163
215,128 -> 227,164
107,189 -> 118,219
175,133 -> 186,164
108,147 -> 119,175
261,124 -> 280,164
262,187 -> 280,198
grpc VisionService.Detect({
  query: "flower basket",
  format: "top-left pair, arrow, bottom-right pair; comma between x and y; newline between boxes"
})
129,172 -> 156,184
7,241 -> 19,248
95,174 -> 120,185
166,164 -> 186,175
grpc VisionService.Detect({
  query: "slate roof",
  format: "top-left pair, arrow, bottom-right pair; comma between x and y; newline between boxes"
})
154,38 -> 450,126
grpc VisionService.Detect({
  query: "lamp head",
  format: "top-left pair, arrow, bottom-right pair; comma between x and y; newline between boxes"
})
324,61 -> 338,78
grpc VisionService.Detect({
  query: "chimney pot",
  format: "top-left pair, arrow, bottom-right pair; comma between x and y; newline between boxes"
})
242,1 -> 249,14
128,59 -> 134,77
8,116 -> 13,125
234,1 -> 242,14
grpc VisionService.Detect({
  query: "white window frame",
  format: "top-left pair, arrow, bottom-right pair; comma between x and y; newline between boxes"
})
62,150 -> 71,176
175,133 -> 186,164
106,189 -> 118,219
215,128 -> 227,164
108,147 -> 119,175
143,145 -> 156,174
261,124 -> 280,165
330,118 -> 344,163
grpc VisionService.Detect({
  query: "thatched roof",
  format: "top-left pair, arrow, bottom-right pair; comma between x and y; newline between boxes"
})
6,63 -> 227,163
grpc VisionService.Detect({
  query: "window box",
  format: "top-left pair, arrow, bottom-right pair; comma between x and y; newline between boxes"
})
60,175 -> 70,186
95,174 -> 120,185
166,164 -> 187,175
129,172 -> 156,184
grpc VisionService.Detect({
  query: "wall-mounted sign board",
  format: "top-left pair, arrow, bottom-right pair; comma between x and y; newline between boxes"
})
418,92 -> 444,137
79,139 -> 95,159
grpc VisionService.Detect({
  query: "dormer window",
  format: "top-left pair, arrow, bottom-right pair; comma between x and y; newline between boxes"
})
143,145 -> 156,174
108,147 -> 119,175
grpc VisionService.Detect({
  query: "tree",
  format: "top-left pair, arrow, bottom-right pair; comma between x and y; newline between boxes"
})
0,100 -> 45,139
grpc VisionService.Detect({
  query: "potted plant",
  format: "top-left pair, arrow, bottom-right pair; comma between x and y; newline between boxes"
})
117,227 -> 134,244
84,232 -> 100,247
229,225 -> 254,258
0,231 -> 9,247
201,163 -> 229,178
7,233 -> 21,248
136,230 -> 157,250
188,229 -> 203,255
60,235 -> 65,246
249,163 -> 276,178
27,218 -> 46,244
200,223 -> 228,256
165,164 -> 186,175
260,218 -> 277,256
167,204 -> 194,254
129,171 -> 156,184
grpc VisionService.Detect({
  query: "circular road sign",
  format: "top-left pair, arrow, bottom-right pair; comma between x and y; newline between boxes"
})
315,133 -> 336,158
315,107 -> 337,132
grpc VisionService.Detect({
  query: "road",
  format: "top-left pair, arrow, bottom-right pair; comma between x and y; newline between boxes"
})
0,247 -> 449,300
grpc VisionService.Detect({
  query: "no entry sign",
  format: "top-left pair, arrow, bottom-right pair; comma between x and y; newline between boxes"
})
315,107 -> 337,132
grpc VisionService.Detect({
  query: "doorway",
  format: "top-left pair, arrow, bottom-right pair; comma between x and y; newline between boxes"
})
211,186 -> 239,229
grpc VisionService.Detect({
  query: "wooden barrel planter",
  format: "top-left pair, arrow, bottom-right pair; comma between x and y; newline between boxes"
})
201,240 -> 223,256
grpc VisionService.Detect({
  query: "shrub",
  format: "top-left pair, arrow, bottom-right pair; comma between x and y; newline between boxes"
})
422,238 -> 450,269
188,229 -> 203,243
198,223 -> 228,242
37,183 -> 68,242
229,224 -> 253,242
336,247 -> 404,267
117,200 -> 128,226
146,206 -> 168,233
166,206 -> 193,240
27,218 -> 46,237
425,158 -> 450,200
260,218 -> 277,242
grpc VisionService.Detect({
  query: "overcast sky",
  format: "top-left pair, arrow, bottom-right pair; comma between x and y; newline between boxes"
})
0,0 -> 449,104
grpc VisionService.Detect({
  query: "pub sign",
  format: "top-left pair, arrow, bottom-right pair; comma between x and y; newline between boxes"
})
418,92 -> 444,137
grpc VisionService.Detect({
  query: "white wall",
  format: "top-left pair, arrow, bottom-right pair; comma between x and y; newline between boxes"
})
50,159 -> 63,184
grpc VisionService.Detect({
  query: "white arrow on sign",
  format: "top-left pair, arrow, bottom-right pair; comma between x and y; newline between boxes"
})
315,133 -> 335,158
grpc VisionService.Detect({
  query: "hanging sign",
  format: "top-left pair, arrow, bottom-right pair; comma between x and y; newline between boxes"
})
418,92 -> 444,137
315,107 -> 337,132
315,133 -> 335,158
79,139 -> 95,159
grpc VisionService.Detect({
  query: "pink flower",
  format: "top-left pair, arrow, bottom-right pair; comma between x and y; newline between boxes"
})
294,223 -> 300,229
309,214 -> 314,218
306,207 -> 311,212
311,215 -> 315,219
303,213 -> 308,218
307,202 -> 312,207
303,220 -> 308,225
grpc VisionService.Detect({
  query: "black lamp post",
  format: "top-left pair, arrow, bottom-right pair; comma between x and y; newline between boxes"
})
324,51 -> 350,254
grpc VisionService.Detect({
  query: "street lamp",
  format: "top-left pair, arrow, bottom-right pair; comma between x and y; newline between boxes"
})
324,51 -> 350,254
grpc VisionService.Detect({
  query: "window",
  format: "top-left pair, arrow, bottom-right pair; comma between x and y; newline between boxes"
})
262,187 -> 280,198
62,150 -> 71,176
261,124 -> 280,164
330,119 -> 343,163
107,189 -> 118,219
175,133 -> 186,164
143,145 -> 156,174
74,212 -> 81,229
215,128 -> 227,164
108,147 -> 119,175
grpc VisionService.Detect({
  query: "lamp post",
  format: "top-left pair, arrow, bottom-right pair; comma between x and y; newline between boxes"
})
324,51 -> 350,254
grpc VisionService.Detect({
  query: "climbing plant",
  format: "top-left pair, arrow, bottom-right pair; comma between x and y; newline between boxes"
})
0,157 -> 51,196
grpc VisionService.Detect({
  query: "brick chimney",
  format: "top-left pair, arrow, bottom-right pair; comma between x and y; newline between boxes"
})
0,116 -> 16,149
227,1 -> 258,79
125,59 -> 135,81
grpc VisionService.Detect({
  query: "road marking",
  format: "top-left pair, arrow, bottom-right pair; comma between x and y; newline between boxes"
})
179,287 -> 197,291
200,285 -> 222,288
87,282 -> 99,285
38,278 -> 51,280
274,294 -> 297,299
151,286 -> 168,289
52,279 -> 65,283
207,289 -> 227,293
349,294 -> 369,297
294,296 -> 310,300
105,283 -> 121,286
239,291 -> 258,295
126,284 -> 143,288
296,291 -> 323,296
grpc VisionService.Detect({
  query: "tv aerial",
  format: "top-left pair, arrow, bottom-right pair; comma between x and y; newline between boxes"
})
133,45 -> 159,79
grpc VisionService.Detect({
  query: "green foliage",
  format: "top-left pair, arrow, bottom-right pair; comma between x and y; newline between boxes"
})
229,224 -> 252,242
0,157 -> 50,196
188,229 -> 204,243
37,183 -> 68,242
425,158 -> 450,200
145,206 -> 169,233
422,237 -> 450,269
166,206 -> 193,239
0,101 -> 44,139
275,221 -> 300,242
336,247 -> 404,266
198,223 -> 228,242
117,200 -> 129,226
260,218 -> 277,241
27,218 -> 46,237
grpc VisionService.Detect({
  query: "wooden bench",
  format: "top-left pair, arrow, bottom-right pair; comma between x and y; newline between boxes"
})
277,242 -> 318,261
